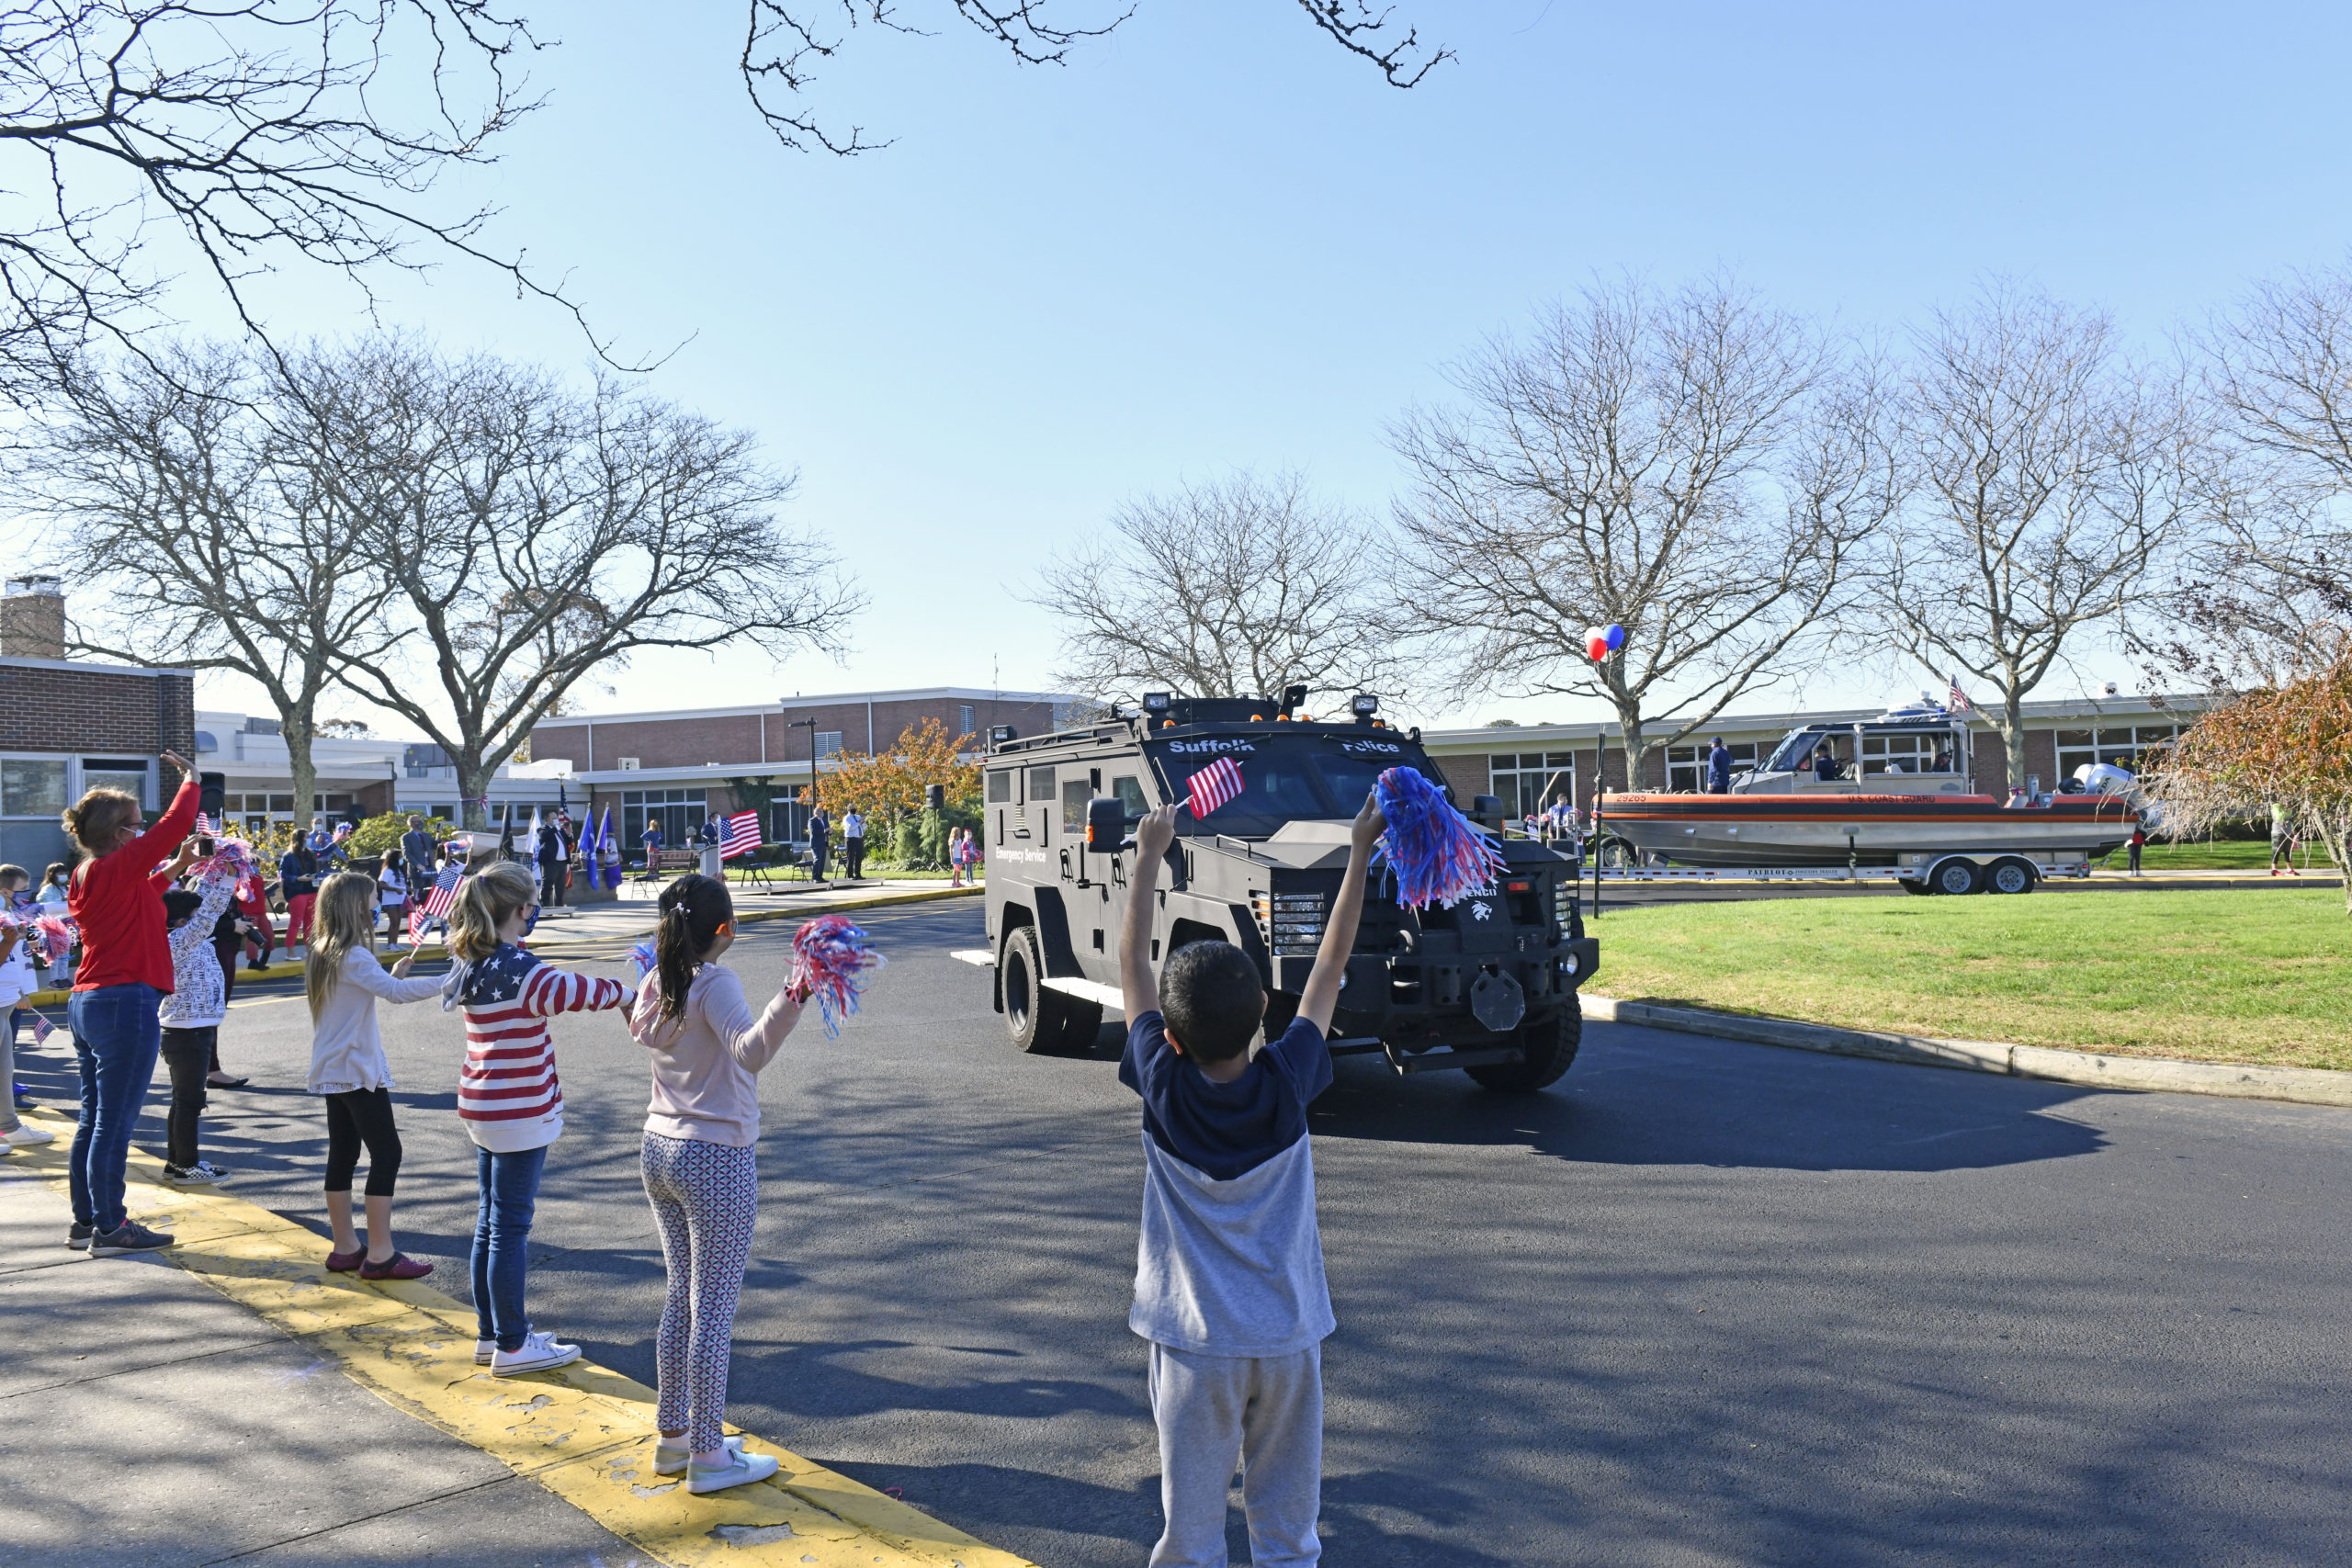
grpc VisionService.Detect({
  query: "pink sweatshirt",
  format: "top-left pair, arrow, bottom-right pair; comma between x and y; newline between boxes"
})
627,964 -> 800,1148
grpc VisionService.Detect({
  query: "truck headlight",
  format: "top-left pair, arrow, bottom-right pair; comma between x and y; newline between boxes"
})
1558,953 -> 1578,976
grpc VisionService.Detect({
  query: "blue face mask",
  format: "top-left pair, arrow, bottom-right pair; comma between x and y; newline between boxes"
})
522,904 -> 540,939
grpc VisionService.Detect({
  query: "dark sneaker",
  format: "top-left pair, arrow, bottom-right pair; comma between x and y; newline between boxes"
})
67,1222 -> 92,1250
162,1161 -> 230,1185
358,1252 -> 434,1281
87,1220 -> 174,1257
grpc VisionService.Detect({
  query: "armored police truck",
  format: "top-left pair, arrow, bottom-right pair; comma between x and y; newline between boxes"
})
970,692 -> 1600,1092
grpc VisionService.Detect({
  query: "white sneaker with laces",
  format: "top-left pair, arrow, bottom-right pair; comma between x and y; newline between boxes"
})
1,1124 -> 56,1149
475,1338 -> 495,1366
652,1434 -> 744,1476
687,1449 -> 779,1495
491,1330 -> 581,1377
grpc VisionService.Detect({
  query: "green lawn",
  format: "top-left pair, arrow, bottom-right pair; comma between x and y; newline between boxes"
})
1586,887 -> 2352,1070
2119,840 -> 2336,872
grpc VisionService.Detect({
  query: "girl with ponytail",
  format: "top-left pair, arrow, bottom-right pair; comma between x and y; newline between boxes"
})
626,873 -> 806,1493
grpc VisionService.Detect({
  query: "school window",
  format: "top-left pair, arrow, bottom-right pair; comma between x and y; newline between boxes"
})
2052,725 -> 2177,781
0,757 -> 68,817
620,787 -> 708,852
959,704 -> 976,739
1487,753 -> 1578,818
1663,743 -> 1761,792
816,730 -> 842,758
82,758 -> 152,807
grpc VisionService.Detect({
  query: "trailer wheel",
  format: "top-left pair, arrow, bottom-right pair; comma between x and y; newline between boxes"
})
1986,857 -> 2037,895
1468,995 -> 1582,1093
1002,926 -> 1101,1055
1928,857 -> 1982,896
1899,876 -> 1934,896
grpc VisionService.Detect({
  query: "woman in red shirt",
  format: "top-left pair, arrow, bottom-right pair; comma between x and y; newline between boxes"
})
64,750 -> 198,1256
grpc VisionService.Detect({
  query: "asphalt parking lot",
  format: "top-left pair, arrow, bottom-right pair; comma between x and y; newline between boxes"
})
16,899 -> 2351,1566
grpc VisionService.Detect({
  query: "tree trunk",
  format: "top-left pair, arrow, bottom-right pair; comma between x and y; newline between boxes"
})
2320,816 -> 2352,917
1995,693 -> 2030,793
282,714 -> 318,841
1618,711 -> 1649,796
458,758 -> 492,830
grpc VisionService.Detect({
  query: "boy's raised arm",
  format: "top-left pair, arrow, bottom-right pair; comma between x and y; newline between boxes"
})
1297,791 -> 1385,1035
1121,805 -> 1178,1021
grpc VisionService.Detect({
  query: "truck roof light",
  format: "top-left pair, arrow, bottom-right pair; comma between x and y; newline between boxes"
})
1143,692 -> 1170,712
1351,694 -> 1379,715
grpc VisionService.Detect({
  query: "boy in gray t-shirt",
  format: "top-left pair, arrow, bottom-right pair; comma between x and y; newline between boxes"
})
1118,791 -> 1385,1566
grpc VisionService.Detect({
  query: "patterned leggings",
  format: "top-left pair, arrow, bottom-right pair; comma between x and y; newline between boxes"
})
640,1131 -> 759,1456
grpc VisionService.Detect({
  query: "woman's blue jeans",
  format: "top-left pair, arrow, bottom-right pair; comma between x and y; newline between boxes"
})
67,984 -> 163,1234
473,1145 -> 548,1351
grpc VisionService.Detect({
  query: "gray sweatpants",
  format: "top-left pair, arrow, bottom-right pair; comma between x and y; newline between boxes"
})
1147,1341 -> 1322,1567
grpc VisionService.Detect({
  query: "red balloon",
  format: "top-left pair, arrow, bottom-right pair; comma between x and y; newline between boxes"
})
1585,632 -> 1611,661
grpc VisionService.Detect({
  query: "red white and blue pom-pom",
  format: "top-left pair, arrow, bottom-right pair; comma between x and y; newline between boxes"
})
1,909 -> 77,967
190,839 -> 260,885
627,939 -> 658,977
1374,765 -> 1506,910
792,913 -> 885,1037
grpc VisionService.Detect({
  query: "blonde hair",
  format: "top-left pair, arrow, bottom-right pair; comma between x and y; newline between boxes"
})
447,860 -> 536,962
62,787 -> 140,860
305,873 -> 381,1021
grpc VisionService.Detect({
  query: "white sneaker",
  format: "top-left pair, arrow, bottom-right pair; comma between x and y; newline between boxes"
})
687,1449 -> 779,1495
652,1434 -> 744,1476
1,1124 -> 55,1149
490,1330 -> 580,1377
475,1338 -> 495,1366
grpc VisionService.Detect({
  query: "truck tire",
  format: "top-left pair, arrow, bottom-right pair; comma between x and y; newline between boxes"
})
1468,995 -> 1582,1093
1928,857 -> 1982,896
1985,857 -> 2037,895
1899,876 -> 1934,896
1001,926 -> 1101,1055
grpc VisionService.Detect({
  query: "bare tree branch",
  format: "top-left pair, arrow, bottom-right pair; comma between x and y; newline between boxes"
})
1388,275 -> 1893,784
1876,281 -> 2191,790
1025,469 -> 1399,710
739,0 -> 1442,154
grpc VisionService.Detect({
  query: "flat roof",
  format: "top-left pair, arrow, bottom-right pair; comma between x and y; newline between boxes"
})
532,687 -> 1078,728
1420,691 -> 2209,750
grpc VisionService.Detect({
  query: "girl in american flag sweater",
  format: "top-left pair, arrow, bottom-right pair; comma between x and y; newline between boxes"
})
441,861 -> 634,1376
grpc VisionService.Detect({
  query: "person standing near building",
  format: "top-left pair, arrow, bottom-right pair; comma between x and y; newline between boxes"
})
537,817 -> 571,908
639,816 -> 665,884
808,806 -> 831,881
1707,738 -> 1733,795
278,833 -> 322,953
401,817 -> 436,898
842,808 -> 865,879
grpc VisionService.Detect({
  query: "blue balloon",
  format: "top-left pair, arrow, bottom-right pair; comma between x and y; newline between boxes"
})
1604,623 -> 1625,651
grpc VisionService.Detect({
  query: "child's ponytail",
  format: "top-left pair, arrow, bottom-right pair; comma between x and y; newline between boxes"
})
653,873 -> 733,1024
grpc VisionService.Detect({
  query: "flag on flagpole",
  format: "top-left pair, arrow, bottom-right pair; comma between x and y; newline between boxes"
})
194,811 -> 212,836
1949,675 -> 1974,714
33,1014 -> 54,1046
525,805 -> 542,855
598,806 -> 622,887
1185,757 -> 1245,817
579,809 -> 601,876
409,867 -> 464,945
718,809 -> 762,858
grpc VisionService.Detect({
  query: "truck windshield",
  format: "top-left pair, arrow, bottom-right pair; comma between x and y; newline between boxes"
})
1148,733 -> 1427,834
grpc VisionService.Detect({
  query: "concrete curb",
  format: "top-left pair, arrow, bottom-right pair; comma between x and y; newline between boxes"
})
17,885 -> 983,1000
1580,995 -> 2352,1110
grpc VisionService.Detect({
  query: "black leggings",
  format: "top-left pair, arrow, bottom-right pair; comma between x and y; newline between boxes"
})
159,1027 -> 214,1169
323,1088 -> 402,1198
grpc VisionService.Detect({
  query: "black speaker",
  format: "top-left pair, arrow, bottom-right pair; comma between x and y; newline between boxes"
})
198,771 -> 226,819
926,784 -> 944,810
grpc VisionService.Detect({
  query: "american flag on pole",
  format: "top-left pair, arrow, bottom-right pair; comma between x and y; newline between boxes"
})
409,867 -> 463,945
1185,757 -> 1245,817
1949,674 -> 1974,713
718,809 -> 762,858
194,811 -> 212,835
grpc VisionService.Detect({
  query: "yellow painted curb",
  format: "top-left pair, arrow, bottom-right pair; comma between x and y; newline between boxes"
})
6,1112 -> 1032,1568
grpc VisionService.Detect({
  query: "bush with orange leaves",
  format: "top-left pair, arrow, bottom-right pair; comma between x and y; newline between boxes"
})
2144,658 -> 2352,912
799,716 -> 980,829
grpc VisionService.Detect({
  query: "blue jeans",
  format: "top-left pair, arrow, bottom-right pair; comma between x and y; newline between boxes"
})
67,984 -> 163,1233
472,1145 -> 548,1351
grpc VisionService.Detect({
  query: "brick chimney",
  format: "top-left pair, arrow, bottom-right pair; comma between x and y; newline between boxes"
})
1,576 -> 65,660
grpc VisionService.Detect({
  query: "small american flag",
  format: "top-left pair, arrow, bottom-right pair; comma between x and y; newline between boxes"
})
1949,675 -> 1974,714
718,808 -> 762,858
409,867 -> 464,944
194,811 -> 212,835
33,1014 -> 54,1046
1185,757 -> 1245,817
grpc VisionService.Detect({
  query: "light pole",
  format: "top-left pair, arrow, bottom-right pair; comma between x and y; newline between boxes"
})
786,715 -> 817,880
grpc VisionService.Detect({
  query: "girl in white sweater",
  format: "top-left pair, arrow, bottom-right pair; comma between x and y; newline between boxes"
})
627,874 -> 804,1494
304,873 -> 442,1280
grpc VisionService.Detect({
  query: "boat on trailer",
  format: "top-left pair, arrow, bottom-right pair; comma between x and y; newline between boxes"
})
1600,703 -> 2137,892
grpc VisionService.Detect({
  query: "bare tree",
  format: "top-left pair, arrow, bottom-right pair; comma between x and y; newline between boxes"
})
1389,276 -> 1894,786
2137,262 -> 2352,693
740,0 -> 1448,153
0,2 -> 615,404
290,341 -> 862,826
1879,284 -> 2193,790
1027,470 -> 1397,709
22,340 -> 404,818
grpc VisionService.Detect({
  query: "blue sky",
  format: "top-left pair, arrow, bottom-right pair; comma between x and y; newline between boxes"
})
98,1 -> 2352,729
